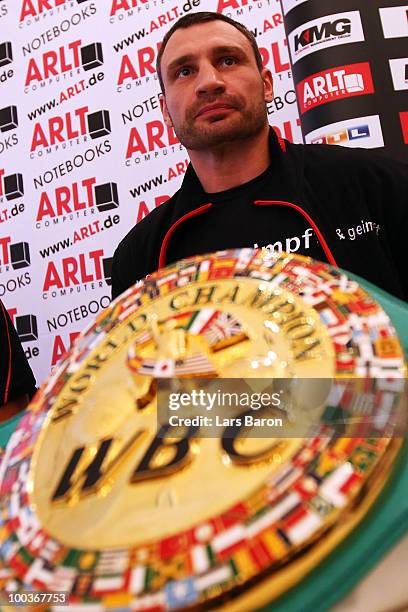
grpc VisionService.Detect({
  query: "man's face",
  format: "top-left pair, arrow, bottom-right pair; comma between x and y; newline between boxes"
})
159,21 -> 273,151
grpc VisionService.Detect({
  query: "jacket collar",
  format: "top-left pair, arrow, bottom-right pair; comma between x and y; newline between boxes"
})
170,126 -> 303,224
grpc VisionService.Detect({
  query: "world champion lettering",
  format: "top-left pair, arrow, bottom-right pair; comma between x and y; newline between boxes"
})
50,284 -> 322,424
50,314 -> 148,423
169,284 -> 322,361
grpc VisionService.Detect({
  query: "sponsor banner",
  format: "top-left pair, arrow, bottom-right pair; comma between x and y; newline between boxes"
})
0,0 -> 301,385
379,6 -> 408,39
0,1 -> 8,19
6,306 -> 40,362
29,106 -> 111,158
41,248 -> 112,300
305,115 -> 384,149
110,0 -> 201,23
19,0 -> 96,27
281,0 -> 309,16
297,62 -> 374,114
389,58 -> 408,91
23,37 -> 104,94
0,41 -> 14,87
288,11 -> 365,64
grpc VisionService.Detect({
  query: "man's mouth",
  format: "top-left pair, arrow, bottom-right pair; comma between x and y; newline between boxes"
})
196,104 -> 235,118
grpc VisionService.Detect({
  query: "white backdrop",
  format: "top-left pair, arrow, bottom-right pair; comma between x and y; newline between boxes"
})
0,0 -> 301,385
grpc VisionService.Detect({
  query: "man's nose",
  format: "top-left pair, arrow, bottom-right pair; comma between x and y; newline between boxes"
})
195,63 -> 226,96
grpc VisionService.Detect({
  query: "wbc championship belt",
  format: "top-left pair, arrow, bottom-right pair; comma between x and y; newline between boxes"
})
0,249 -> 406,611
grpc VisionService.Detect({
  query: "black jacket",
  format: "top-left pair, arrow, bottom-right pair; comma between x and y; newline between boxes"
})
112,129 -> 408,300
0,300 -> 36,407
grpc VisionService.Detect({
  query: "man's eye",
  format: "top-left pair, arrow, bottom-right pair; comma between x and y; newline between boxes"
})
177,67 -> 192,78
221,57 -> 237,66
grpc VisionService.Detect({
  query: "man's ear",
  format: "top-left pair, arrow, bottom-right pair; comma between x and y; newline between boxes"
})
160,95 -> 173,128
261,68 -> 274,104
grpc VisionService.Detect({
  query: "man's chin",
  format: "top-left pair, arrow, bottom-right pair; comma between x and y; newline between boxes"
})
183,120 -> 258,150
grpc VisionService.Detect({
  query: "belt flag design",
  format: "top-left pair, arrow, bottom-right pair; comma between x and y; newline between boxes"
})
0,249 -> 406,611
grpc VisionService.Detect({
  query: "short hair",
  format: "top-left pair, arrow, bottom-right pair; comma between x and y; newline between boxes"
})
156,11 -> 264,92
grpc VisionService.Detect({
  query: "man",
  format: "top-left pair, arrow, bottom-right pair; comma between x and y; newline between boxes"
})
0,300 -> 36,423
112,11 -> 408,301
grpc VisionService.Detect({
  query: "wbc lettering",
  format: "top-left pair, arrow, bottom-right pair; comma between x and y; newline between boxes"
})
51,419 -> 283,504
